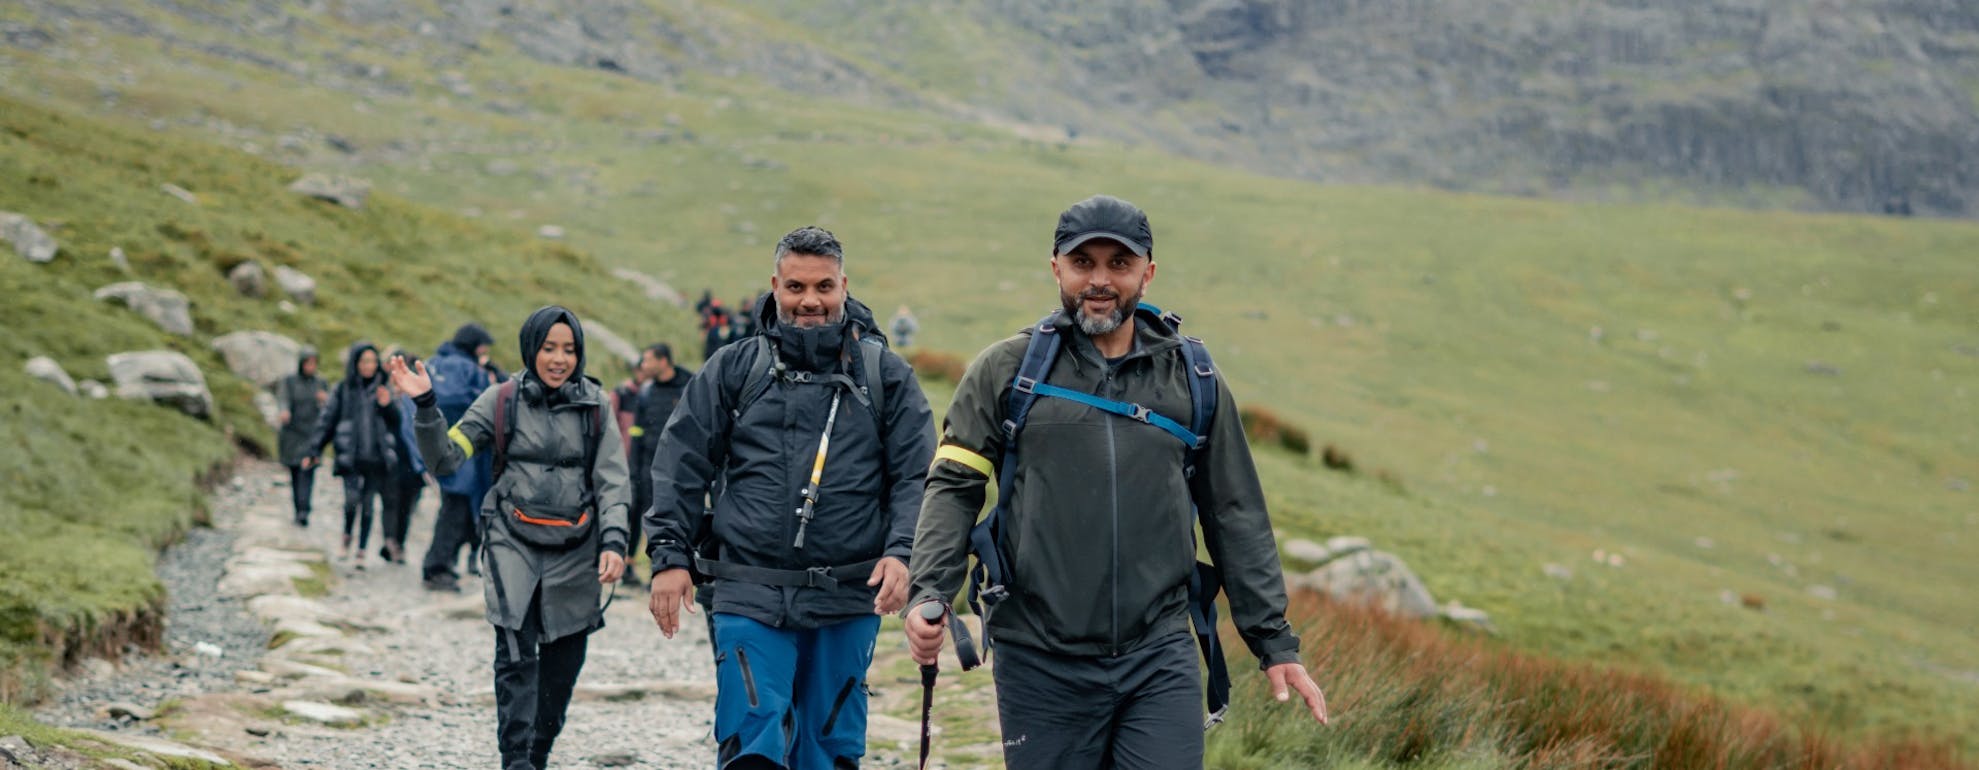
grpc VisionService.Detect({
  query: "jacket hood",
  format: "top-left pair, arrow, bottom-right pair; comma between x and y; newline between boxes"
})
342,341 -> 383,388
759,294 -> 886,373
297,345 -> 319,377
451,322 -> 495,355
518,305 -> 587,386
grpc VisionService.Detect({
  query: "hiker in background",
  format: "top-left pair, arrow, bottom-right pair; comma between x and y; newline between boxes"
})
732,294 -> 762,338
305,341 -> 401,569
702,304 -> 735,361
275,346 -> 329,527
624,342 -> 692,588
378,353 -> 430,565
422,323 -> 505,592
613,363 -> 644,461
890,305 -> 918,348
646,227 -> 935,770
390,306 -> 632,770
904,195 -> 1328,769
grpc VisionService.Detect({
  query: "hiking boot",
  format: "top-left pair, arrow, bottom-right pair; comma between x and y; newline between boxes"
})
423,575 -> 460,593
339,533 -> 352,560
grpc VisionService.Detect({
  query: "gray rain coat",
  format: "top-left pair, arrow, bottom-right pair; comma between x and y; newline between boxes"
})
415,308 -> 632,641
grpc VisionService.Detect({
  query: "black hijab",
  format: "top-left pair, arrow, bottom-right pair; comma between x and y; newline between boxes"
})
517,306 -> 587,403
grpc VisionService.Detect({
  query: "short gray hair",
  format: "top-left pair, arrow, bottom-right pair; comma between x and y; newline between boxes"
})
773,226 -> 845,271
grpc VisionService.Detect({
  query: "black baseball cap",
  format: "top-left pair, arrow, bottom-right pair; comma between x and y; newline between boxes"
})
1053,195 -> 1152,258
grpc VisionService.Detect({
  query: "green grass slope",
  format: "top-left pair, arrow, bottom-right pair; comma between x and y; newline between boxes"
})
4,2 -> 1978,757
0,95 -> 695,700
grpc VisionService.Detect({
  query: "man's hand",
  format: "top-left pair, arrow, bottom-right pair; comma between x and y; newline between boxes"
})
597,551 -> 626,584
374,385 -> 392,407
383,356 -> 433,399
278,410 -> 291,427
648,568 -> 696,639
316,390 -> 329,406
301,456 -> 316,470
867,557 -> 909,615
904,601 -> 947,666
1265,662 -> 1329,725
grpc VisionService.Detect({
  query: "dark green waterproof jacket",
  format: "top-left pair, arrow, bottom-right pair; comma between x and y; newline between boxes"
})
909,312 -> 1301,667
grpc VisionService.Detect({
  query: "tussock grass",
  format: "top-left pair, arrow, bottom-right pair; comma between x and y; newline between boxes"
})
1208,594 -> 1968,769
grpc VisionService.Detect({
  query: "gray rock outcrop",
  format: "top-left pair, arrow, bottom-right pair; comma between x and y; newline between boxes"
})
228,261 -> 268,298
1282,536 -> 1491,630
274,265 -> 317,305
95,282 -> 195,336
583,320 -> 641,370
106,350 -> 214,418
611,267 -> 687,307
1,211 -> 58,262
25,356 -> 76,395
211,330 -> 301,388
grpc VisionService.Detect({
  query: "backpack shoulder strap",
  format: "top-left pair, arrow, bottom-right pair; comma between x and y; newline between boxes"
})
730,334 -> 777,421
1177,335 -> 1217,478
1002,313 -> 1063,446
856,334 -> 887,429
491,380 -> 518,481
583,379 -> 606,493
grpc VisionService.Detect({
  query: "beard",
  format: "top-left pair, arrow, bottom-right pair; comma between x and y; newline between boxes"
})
778,304 -> 846,328
1060,279 -> 1146,336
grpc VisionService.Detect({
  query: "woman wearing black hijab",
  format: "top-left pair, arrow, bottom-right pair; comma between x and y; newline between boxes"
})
388,307 -> 631,770
305,341 -> 401,568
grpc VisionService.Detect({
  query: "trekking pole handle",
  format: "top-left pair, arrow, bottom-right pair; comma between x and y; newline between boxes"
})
917,602 -> 945,673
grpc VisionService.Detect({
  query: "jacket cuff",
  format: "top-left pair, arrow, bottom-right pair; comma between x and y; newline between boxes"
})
413,390 -> 437,409
600,527 -> 629,557
884,546 -> 913,565
647,539 -> 693,573
1248,633 -> 1302,670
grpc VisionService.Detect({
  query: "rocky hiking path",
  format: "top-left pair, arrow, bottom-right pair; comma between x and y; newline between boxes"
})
28,460 -> 994,769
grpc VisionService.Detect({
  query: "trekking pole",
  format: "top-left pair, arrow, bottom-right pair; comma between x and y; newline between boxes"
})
917,602 -> 943,769
792,390 -> 842,549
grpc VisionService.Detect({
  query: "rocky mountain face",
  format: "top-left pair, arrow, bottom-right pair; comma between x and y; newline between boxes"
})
965,0 -> 1979,215
9,0 -> 1976,215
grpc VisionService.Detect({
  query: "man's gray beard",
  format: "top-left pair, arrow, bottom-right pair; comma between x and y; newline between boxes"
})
1076,306 -> 1126,336
778,306 -> 845,327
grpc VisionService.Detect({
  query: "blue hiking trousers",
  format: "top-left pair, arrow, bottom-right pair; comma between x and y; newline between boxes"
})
712,613 -> 881,769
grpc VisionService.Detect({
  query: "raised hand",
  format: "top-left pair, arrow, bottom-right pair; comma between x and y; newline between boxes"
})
383,355 -> 433,399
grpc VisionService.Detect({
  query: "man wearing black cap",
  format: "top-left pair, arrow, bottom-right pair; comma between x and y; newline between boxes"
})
903,195 -> 1328,768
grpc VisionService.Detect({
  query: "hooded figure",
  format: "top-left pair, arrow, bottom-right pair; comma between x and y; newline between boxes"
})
275,345 -> 328,525
308,341 -> 402,563
421,322 -> 507,590
410,306 -> 632,770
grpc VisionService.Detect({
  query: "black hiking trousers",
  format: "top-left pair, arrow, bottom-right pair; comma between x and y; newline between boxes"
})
340,463 -> 390,550
992,631 -> 1204,770
287,463 -> 317,524
422,492 -> 480,581
493,592 -> 589,770
379,473 -> 422,553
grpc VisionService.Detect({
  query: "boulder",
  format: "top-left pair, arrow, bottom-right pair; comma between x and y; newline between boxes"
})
611,267 -> 687,307
95,701 -> 155,721
583,320 -> 641,369
0,211 -> 58,262
1280,538 -> 1331,566
210,331 -> 301,388
1287,547 -> 1441,620
106,351 -> 214,418
79,379 -> 109,399
95,282 -> 194,336
254,390 -> 281,427
108,246 -> 129,272
288,173 -> 371,209
273,265 -> 316,305
228,261 -> 267,297
24,356 -> 76,395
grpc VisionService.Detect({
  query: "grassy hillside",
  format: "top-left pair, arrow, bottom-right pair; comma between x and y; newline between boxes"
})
0,95 -> 696,700
3,1 -> 1978,761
